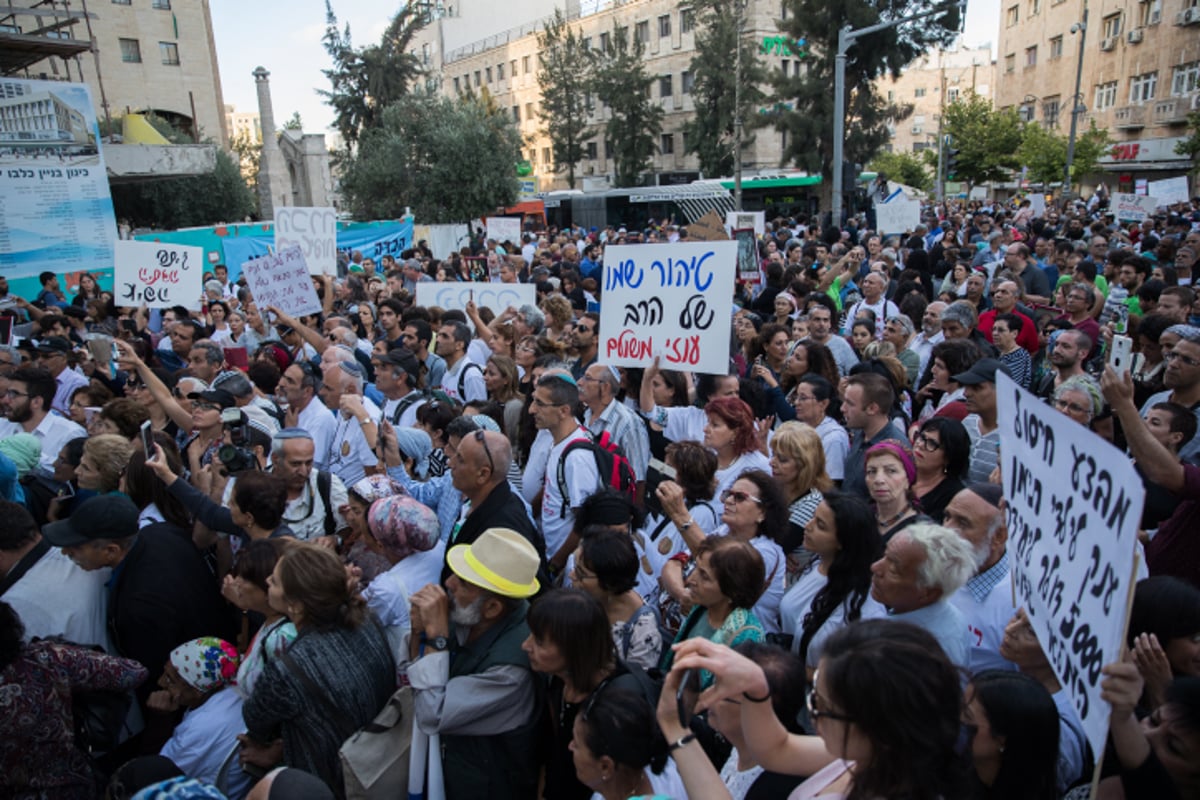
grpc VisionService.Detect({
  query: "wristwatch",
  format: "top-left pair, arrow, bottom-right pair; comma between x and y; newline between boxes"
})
426,635 -> 450,652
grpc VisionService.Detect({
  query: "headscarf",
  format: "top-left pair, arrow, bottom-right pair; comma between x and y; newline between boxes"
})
0,433 -> 41,478
349,474 -> 407,505
366,495 -> 440,562
392,427 -> 433,479
130,777 -> 227,799
168,637 -> 240,693
865,439 -> 917,486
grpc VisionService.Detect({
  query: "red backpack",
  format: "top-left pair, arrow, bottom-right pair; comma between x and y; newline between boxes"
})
555,430 -> 638,506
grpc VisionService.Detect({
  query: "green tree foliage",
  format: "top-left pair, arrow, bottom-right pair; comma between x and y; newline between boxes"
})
1174,112 -> 1200,177
867,150 -> 932,192
337,95 -> 522,223
282,112 -> 303,131
537,9 -> 593,189
941,92 -> 1023,188
682,0 -> 767,177
769,0 -> 959,178
320,1 -> 426,149
110,149 -> 256,228
590,23 -> 664,187
1018,120 -> 1111,190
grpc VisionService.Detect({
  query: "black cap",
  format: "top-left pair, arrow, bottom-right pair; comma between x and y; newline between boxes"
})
42,495 -> 140,547
952,358 -> 1012,386
379,346 -> 421,383
187,388 -> 237,409
35,336 -> 73,354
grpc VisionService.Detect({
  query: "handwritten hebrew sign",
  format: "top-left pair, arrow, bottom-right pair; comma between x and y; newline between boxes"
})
241,246 -> 322,317
114,240 -> 203,309
275,207 -> 336,276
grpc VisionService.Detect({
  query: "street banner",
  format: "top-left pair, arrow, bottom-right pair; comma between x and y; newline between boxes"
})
998,373 -> 1143,758
0,78 -> 117,299
725,211 -> 765,236
113,241 -> 204,309
1148,176 -> 1189,207
874,198 -> 921,235
599,241 -> 737,376
274,206 -> 336,275
241,246 -> 321,318
415,281 -> 535,314
1112,193 -> 1158,222
486,216 -> 522,245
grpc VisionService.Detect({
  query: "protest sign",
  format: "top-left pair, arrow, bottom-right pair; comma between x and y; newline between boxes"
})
733,229 -> 760,282
415,281 -> 535,313
997,373 -> 1143,758
113,241 -> 203,309
241,246 -> 322,318
1112,193 -> 1158,222
1029,194 -> 1046,216
599,241 -> 737,376
275,207 -> 337,275
874,198 -> 921,235
1148,176 -> 1189,207
725,211 -> 765,236
688,211 -> 730,242
486,216 -> 522,245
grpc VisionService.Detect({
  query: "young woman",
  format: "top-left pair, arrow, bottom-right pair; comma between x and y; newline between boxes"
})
769,422 -> 833,575
910,417 -> 971,524
750,323 -> 791,386
1127,577 -> 1200,710
733,311 -> 764,378
221,539 -> 297,697
791,375 -> 849,483
850,320 -> 875,359
964,670 -> 1060,800
484,355 -> 525,445
645,367 -> 690,461
571,686 -> 681,800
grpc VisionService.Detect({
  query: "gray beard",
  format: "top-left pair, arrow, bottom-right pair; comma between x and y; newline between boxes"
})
450,594 -> 485,627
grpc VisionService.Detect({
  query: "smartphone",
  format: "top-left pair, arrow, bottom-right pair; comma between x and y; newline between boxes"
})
139,419 -> 154,461
121,319 -> 138,334
676,668 -> 701,731
1112,304 -> 1130,335
1109,334 -> 1133,377
84,406 -> 102,426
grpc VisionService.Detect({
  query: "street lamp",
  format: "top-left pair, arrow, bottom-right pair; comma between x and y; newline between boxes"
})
1063,9 -> 1089,199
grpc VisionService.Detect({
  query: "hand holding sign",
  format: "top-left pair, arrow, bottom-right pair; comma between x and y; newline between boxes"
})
241,247 -> 322,318
114,241 -> 203,309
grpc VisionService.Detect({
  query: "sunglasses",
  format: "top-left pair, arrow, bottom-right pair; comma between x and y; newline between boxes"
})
720,489 -> 762,506
474,429 -> 495,474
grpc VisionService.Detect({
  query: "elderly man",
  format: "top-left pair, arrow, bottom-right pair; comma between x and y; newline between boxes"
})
941,299 -> 998,358
187,341 -> 225,385
318,356 -> 380,487
979,280 -> 1038,354
32,337 -> 88,418
1139,325 -> 1200,463
953,358 -> 1010,484
407,528 -> 542,799
912,301 -> 945,376
278,361 -> 336,471
580,363 -> 650,487
943,483 -> 1016,674
870,522 -> 975,668
842,271 -> 899,340
1003,243 -> 1051,304
401,258 -> 432,293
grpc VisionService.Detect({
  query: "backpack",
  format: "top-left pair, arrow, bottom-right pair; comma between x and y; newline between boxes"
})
456,361 -> 484,401
555,430 -> 637,506
315,469 -> 337,539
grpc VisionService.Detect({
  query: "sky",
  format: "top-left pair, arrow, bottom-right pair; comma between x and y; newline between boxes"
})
211,0 -> 1002,140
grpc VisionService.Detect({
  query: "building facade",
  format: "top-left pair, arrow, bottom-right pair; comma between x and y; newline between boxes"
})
996,0 -> 1199,187
225,104 -> 261,144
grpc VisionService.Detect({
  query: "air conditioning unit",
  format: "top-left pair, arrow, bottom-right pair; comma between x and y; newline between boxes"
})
1148,8 -> 1161,23
1176,7 -> 1200,24
1127,27 -> 1144,42
1100,36 -> 1117,50
911,125 -> 923,134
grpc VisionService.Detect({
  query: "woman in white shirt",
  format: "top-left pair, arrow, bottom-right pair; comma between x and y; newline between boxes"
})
704,396 -> 770,502
361,494 -> 446,632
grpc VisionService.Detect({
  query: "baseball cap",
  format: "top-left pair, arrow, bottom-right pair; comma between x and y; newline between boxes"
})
35,336 -> 73,355
379,346 -> 421,383
187,388 -> 237,409
951,358 -> 1012,386
42,494 -> 140,547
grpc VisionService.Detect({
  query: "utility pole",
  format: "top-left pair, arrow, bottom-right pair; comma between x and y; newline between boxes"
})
936,59 -> 947,203
1062,4 -> 1089,201
733,0 -> 747,211
832,0 -> 963,226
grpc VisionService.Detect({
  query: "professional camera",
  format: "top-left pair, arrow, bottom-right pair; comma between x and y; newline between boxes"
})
218,408 -> 259,474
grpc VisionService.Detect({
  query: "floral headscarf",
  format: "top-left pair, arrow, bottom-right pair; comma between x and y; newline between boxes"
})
169,637 -> 240,693
367,494 -> 440,562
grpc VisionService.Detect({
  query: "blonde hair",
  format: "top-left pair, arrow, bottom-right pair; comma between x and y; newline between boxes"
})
770,421 -> 833,497
82,434 -> 133,493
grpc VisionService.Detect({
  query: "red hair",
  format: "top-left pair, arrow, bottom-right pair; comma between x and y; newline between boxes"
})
704,396 -> 758,456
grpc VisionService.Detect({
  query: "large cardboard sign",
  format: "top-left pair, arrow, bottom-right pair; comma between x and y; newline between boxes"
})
1147,176 -> 1189,207
598,241 -> 737,376
113,241 -> 203,309
486,216 -> 522,245
1112,193 -> 1158,222
275,206 -> 336,275
241,246 -> 322,317
415,281 -> 535,313
874,198 -> 921,235
998,373 -> 1143,757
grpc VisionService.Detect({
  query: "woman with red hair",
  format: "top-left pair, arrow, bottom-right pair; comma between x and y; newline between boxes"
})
704,395 -> 770,504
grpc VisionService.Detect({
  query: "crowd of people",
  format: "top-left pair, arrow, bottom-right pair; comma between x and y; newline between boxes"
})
1,192 -> 1200,800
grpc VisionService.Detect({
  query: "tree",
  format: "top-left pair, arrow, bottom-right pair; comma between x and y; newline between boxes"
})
941,92 -> 1024,189
1174,111 -> 1200,177
320,0 -> 426,149
111,149 -> 256,228
537,9 -> 594,189
1018,119 -> 1111,191
282,112 -> 303,131
337,94 -> 522,223
682,0 -> 767,177
590,23 -> 664,187
769,0 -> 959,182
867,150 -> 932,192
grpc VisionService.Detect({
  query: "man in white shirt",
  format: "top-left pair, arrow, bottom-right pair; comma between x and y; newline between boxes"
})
580,363 -> 650,487
0,366 -> 86,471
278,361 -> 337,471
807,302 -> 859,376
437,321 -> 486,404
372,347 -> 426,429
34,337 -> 88,418
842,272 -> 899,340
911,301 -> 946,376
318,357 -> 380,488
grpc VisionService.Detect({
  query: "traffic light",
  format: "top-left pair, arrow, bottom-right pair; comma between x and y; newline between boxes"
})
945,147 -> 960,182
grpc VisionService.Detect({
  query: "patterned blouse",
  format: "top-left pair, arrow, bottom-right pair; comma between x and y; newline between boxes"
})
1,640 -> 147,799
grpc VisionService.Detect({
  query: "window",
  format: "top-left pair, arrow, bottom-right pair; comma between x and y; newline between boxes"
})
1049,35 -> 1063,58
525,103 -> 534,120
523,55 -> 531,73
1028,0 -> 1040,14
599,32 -> 610,51
1140,0 -> 1162,26
1102,13 -> 1122,38
604,139 -> 612,159
1025,45 -> 1038,67
152,0 -> 171,7
497,62 -> 505,80
512,105 -> 520,122
682,70 -> 694,93
1042,95 -> 1060,127
582,37 -> 591,51
659,14 -> 671,37
1005,53 -> 1016,73
454,77 -> 461,94
681,8 -> 695,33
1019,101 -> 1036,122
1006,5 -> 1019,25
948,87 -> 960,101
1094,80 -> 1118,110
542,147 -> 551,165
1130,71 -> 1157,103
887,90 -> 895,101
659,75 -> 673,97
914,87 -> 926,97
158,41 -> 180,65
485,67 -> 492,82
660,133 -> 674,154
511,59 -> 518,77
118,37 -> 141,63
1173,62 -> 1200,95
111,0 -> 131,4
586,142 -> 597,159
635,21 -> 649,44
782,59 -> 790,75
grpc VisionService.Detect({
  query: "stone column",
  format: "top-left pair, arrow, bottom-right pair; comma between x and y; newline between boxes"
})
253,66 -> 291,220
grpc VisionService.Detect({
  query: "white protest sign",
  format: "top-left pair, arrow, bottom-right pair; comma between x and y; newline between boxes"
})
1029,194 -> 1046,216
1148,176 -> 1190,207
874,198 -> 921,235
415,281 -> 536,313
599,241 -> 737,376
113,240 -> 204,309
725,211 -> 765,236
486,216 -> 522,245
1112,193 -> 1158,222
998,373 -> 1143,758
274,207 -> 337,275
241,246 -> 322,318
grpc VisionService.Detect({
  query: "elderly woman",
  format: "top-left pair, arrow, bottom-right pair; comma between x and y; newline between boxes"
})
340,474 -> 408,583
883,314 -> 921,388
93,397 -> 150,440
864,439 -> 931,543
361,494 -> 445,632
1053,374 -> 1111,440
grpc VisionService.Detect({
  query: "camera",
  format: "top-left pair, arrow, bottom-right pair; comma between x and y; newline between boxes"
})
218,408 -> 258,474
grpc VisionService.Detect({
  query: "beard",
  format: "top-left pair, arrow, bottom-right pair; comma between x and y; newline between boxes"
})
8,400 -> 32,424
450,594 -> 485,627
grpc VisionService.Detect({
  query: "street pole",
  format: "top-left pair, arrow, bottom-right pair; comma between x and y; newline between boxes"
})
733,0 -> 746,211
1063,4 -> 1088,201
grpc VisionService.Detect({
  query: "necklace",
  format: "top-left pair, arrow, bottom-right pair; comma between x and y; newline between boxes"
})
878,506 -> 911,529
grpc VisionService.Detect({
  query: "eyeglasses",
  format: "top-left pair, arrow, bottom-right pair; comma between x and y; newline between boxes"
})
126,382 -> 144,391
1052,397 -> 1091,416
474,429 -> 495,474
721,489 -> 762,506
5,389 -> 29,398
1165,350 -> 1200,368
806,671 -> 853,724
914,433 -> 943,452
192,401 -> 221,412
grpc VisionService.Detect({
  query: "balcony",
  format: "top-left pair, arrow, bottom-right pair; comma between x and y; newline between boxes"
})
1113,105 -> 1146,129
1152,95 -> 1197,125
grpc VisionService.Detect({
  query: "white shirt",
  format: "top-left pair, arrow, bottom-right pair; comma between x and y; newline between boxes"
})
440,356 -> 486,404
296,398 -> 338,472
814,416 -> 850,482
364,542 -> 447,631
159,687 -> 250,798
226,468 -> 348,541
713,450 -> 771,503
911,330 -> 944,377
2,546 -> 111,650
541,426 -> 601,558
645,404 -> 707,445
0,413 -> 87,471
380,390 -> 426,431
779,563 -> 887,667
816,335 -> 860,376
325,397 -> 381,488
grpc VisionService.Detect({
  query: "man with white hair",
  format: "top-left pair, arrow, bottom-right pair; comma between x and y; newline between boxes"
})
842,271 -> 899,340
579,363 -> 650,487
943,483 -> 1016,674
870,522 -> 975,669
911,301 -> 945,376
318,356 -> 380,487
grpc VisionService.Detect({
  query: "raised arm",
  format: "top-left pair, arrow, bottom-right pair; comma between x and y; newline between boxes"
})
1101,366 -> 1185,493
